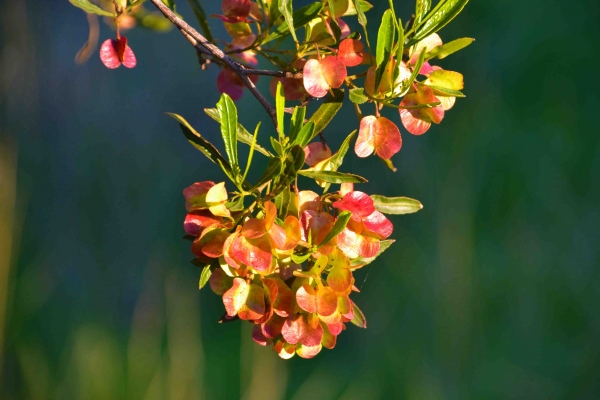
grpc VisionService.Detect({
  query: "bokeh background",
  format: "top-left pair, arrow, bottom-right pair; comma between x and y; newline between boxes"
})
1,0 -> 599,399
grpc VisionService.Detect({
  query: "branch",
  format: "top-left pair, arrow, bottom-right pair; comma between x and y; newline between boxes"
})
149,0 -> 279,127
245,69 -> 303,79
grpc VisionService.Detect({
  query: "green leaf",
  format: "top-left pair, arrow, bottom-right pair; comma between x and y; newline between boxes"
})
69,0 -> 114,16
350,302 -> 367,328
318,211 -> 351,247
264,1 -> 324,44
289,106 -> 307,142
395,18 -> 404,71
291,252 -> 312,264
127,0 -> 146,10
279,145 -> 305,187
425,37 -> 474,60
268,0 -> 282,27
205,108 -> 272,157
349,88 -> 369,104
298,170 -> 368,184
274,186 -> 291,218
408,0 -> 470,47
242,122 -> 261,181
330,130 -> 356,170
270,137 -> 283,156
370,195 -> 423,214
415,0 -> 432,26
375,9 -> 395,89
226,195 -> 246,211
399,48 -> 426,95
344,0 -> 373,16
350,239 -> 395,267
294,121 -> 315,148
422,84 -> 465,97
351,0 -> 371,48
321,129 -> 357,192
216,94 -> 239,175
276,81 -> 285,138
252,157 -> 283,191
187,0 -> 214,42
306,89 -> 345,142
380,157 -> 397,172
397,101 -> 441,109
199,265 -> 212,289
327,11 -> 343,43
166,113 -> 233,176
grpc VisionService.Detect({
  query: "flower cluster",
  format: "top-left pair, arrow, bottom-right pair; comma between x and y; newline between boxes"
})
183,180 -> 393,359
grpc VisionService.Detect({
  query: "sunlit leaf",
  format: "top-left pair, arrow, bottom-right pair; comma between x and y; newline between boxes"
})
252,157 -> 282,190
375,9 -> 395,89
263,2 -> 323,44
294,121 -> 315,148
408,0 -> 470,47
289,106 -> 307,143
187,0 -> 214,42
349,239 -> 395,267
216,94 -> 239,174
70,0 -> 114,16
370,195 -> 423,214
205,108 -> 272,157
199,265 -> 212,289
306,89 -> 345,141
166,113 -> 233,177
351,0 -> 370,48
278,0 -> 297,43
349,88 -> 368,104
350,302 -> 367,328
318,210 -> 351,247
425,37 -> 474,60
276,81 -> 286,138
298,170 -> 367,184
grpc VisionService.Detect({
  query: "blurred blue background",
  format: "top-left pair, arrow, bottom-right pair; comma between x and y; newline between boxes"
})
1,0 -> 599,399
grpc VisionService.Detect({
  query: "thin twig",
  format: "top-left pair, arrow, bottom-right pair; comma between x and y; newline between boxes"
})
149,0 -> 279,127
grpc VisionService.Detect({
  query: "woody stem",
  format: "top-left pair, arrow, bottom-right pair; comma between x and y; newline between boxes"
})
149,0 -> 285,128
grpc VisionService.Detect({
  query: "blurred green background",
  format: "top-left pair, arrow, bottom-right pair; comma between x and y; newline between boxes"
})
1,0 -> 599,399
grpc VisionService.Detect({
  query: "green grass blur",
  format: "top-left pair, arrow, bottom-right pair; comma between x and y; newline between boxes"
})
1,0 -> 599,399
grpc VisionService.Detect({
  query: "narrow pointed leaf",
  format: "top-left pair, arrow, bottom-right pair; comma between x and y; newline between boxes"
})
408,0 -> 470,46
252,157 -> 283,190
351,0 -> 371,48
276,81 -> 285,138
199,265 -> 212,289
375,9 -> 395,88
279,145 -> 305,187
289,106 -> 307,142
69,0 -> 114,16
294,121 -> 315,148
350,239 -> 395,267
350,302 -> 367,328
205,108 -> 272,156
216,94 -> 239,173
370,195 -> 423,214
187,0 -> 213,42
306,89 -> 345,142
415,0 -> 432,26
278,0 -> 297,43
318,211 -> 351,248
263,2 -> 323,44
166,113 -> 233,176
422,84 -> 465,97
298,170 -> 367,184
425,37 -> 474,60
